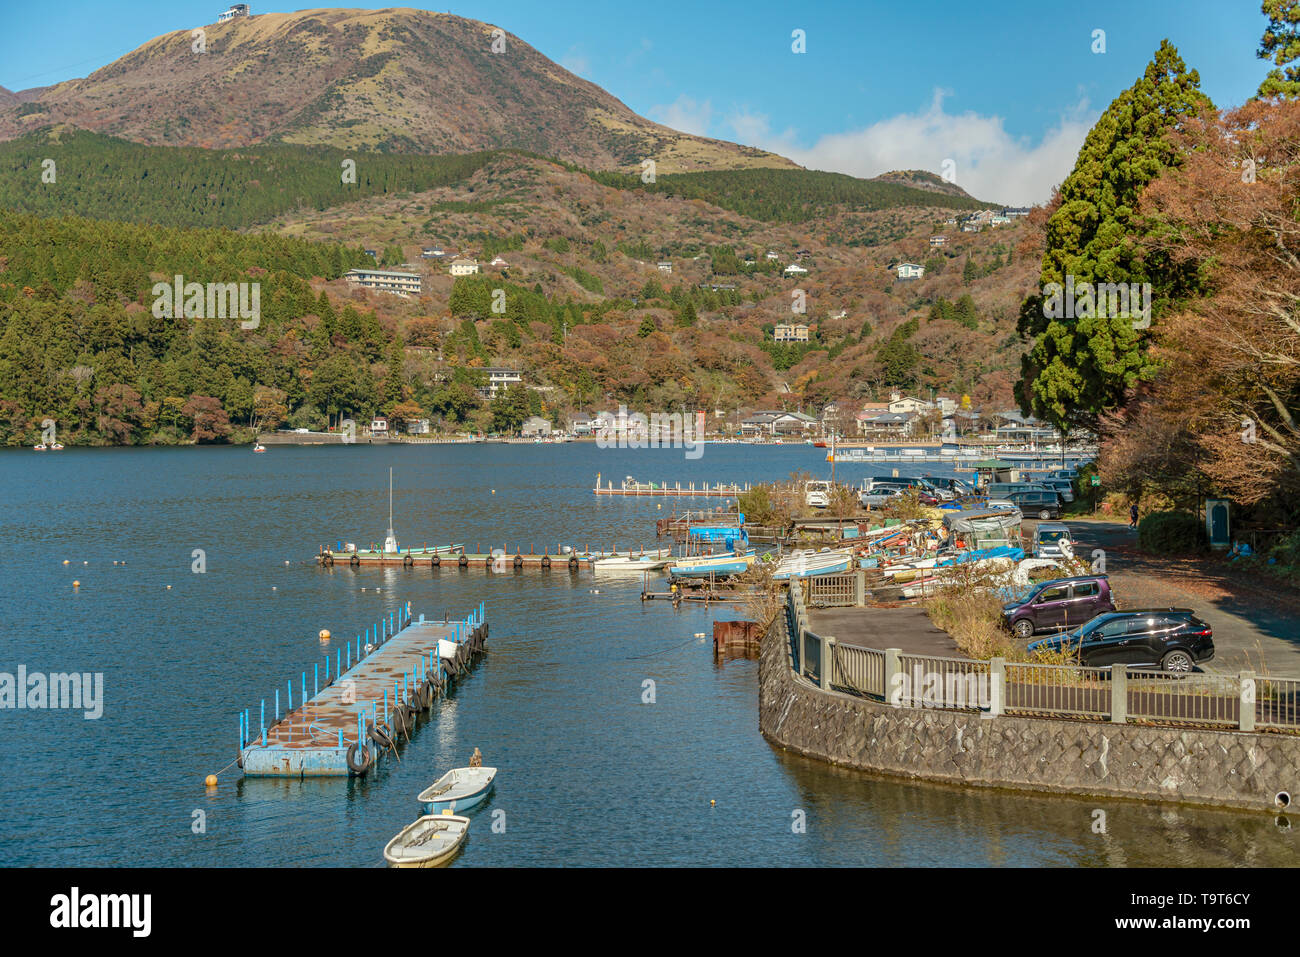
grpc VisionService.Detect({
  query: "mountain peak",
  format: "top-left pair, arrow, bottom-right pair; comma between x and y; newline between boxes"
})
0,7 -> 797,173
871,169 -> 975,200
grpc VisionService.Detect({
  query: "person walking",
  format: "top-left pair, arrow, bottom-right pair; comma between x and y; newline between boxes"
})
1129,503 -> 1139,530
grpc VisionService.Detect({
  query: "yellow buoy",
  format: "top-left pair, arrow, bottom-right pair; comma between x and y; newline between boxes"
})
166,585 -> 172,590
710,800 -> 716,806
319,629 -> 331,641
204,774 -> 217,787
62,559 -> 70,565
73,580 -> 80,588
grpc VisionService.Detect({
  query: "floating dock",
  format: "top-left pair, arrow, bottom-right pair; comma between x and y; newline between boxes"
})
593,475 -> 750,498
318,544 -> 664,569
236,602 -> 487,777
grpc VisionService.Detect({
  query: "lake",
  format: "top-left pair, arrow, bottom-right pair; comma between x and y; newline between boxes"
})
1,442 -> 1295,866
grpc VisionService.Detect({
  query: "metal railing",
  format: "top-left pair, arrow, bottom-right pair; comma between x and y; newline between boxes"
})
1257,676 -> 1300,732
833,643 -> 886,698
784,588 -> 1299,734
1003,661 -> 1112,720
1126,669 -> 1241,729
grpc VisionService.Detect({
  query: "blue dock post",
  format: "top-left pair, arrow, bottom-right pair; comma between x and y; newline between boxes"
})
239,711 -> 244,750
347,642 -> 351,669
314,663 -> 319,697
275,689 -> 280,720
336,647 -> 341,676
337,729 -> 343,749
302,672 -> 307,708
403,670 -> 408,700
287,680 -> 292,712
383,689 -> 388,725
260,700 -> 265,742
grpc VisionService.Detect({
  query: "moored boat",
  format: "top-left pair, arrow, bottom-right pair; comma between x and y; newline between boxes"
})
668,551 -> 756,579
383,814 -> 470,868
418,766 -> 497,815
770,548 -> 854,580
592,550 -> 672,573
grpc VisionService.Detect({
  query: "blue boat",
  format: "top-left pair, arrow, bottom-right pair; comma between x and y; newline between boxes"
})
668,552 -> 756,579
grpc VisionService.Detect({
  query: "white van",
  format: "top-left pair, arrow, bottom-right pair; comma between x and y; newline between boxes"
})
805,480 -> 832,508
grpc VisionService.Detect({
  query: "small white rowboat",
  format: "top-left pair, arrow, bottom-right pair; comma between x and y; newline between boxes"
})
383,814 -> 470,868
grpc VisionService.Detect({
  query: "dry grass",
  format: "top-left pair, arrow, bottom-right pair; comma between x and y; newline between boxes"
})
740,564 -> 785,630
923,564 -> 1016,660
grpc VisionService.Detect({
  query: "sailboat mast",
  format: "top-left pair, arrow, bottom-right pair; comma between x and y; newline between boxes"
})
388,466 -> 394,539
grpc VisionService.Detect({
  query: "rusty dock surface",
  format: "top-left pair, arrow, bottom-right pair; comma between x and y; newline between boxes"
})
237,602 -> 488,778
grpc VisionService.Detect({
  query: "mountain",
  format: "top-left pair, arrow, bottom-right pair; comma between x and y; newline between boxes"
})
0,7 -> 797,174
871,169 -> 977,200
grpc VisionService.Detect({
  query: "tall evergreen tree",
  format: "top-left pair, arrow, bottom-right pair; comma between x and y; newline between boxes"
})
1259,0 -> 1300,99
1017,40 -> 1213,429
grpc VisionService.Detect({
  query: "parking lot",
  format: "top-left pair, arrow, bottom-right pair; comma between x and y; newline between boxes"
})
1065,520 -> 1300,679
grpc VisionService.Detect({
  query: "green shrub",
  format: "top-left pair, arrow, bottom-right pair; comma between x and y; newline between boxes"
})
1138,511 -> 1203,554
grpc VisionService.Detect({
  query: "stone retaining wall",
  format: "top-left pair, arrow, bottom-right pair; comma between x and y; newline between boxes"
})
759,614 -> 1300,811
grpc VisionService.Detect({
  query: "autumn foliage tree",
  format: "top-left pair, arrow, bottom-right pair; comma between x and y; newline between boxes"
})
1109,98 -> 1300,507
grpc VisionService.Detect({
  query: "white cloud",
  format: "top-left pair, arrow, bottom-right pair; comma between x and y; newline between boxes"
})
722,90 -> 1097,206
648,94 -> 714,137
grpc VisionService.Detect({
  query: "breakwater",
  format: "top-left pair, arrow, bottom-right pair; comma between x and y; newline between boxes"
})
759,598 -> 1300,812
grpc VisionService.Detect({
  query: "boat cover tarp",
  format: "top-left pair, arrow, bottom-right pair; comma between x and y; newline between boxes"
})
943,509 -> 1021,535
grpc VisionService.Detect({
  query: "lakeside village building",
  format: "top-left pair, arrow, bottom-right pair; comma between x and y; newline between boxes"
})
343,268 -> 423,298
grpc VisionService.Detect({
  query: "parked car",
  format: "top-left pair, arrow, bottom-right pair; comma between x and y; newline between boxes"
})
1032,522 -> 1074,558
805,480 -> 832,508
929,476 -> 976,497
1027,609 -> 1215,672
859,482 -> 907,507
1048,469 -> 1078,482
1003,575 -> 1115,638
1006,489 -> 1063,520
985,481 -> 1050,498
1040,478 -> 1076,503
985,499 -> 1022,514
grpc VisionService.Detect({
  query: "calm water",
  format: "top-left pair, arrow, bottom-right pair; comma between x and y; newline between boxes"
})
0,443 -> 1296,866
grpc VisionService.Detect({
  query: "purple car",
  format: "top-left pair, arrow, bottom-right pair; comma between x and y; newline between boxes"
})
1003,575 -> 1116,639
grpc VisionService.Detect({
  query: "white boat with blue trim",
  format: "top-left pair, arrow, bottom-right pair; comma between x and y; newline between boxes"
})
668,551 -> 756,579
418,766 -> 497,815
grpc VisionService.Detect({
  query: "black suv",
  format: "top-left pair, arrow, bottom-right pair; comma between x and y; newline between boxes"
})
1006,489 -> 1063,520
1027,609 -> 1215,672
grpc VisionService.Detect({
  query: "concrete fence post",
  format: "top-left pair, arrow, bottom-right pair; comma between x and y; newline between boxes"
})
798,628 -> 807,678
820,636 -> 835,691
1239,671 -> 1256,732
854,569 -> 866,606
884,647 -> 901,706
1110,665 -> 1127,724
987,657 -> 1005,717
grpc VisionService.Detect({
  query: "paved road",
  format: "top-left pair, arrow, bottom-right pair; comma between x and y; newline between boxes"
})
807,604 -> 959,656
1066,520 -> 1300,679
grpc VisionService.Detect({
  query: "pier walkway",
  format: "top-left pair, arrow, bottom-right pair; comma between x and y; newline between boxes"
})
237,602 -> 487,777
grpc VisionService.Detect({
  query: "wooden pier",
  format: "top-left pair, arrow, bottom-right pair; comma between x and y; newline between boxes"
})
236,602 -> 487,778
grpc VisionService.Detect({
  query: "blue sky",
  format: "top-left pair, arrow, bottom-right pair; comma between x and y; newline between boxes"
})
0,1 -> 1276,203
